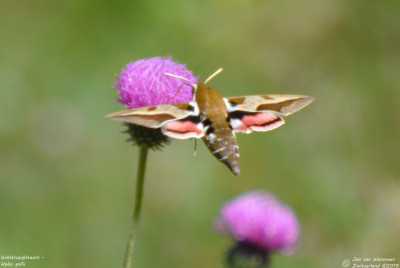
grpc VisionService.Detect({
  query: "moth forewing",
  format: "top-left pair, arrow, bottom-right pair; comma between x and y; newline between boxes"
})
225,95 -> 314,134
226,95 -> 314,116
106,102 -> 193,128
106,102 -> 206,139
259,95 -> 314,116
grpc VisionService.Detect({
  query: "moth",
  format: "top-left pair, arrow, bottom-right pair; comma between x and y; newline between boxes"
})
107,69 -> 314,176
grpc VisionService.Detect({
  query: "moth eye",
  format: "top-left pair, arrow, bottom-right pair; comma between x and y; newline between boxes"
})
186,105 -> 195,112
203,118 -> 212,126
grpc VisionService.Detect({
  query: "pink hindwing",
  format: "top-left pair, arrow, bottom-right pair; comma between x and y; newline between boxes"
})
229,111 -> 284,133
162,117 -> 204,139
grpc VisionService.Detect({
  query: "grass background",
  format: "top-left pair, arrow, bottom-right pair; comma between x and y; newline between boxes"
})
1,0 -> 399,267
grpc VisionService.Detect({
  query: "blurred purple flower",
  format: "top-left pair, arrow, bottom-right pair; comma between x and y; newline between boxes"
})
114,56 -> 197,109
214,190 -> 300,254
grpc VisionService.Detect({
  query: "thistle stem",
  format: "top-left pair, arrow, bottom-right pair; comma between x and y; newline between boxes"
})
124,145 -> 149,268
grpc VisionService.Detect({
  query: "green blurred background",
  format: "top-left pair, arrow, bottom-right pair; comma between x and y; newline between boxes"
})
1,0 -> 399,267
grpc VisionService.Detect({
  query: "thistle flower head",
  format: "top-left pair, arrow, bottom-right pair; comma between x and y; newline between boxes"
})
115,56 -> 197,109
112,56 -> 197,150
214,190 -> 300,255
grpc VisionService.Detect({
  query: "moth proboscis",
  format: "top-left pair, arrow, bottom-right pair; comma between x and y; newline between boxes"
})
107,68 -> 314,176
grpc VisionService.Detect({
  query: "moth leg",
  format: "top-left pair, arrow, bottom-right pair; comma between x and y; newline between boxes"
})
170,83 -> 192,102
193,138 -> 197,157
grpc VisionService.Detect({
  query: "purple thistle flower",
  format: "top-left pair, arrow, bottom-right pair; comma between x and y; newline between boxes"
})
214,190 -> 300,255
114,56 -> 197,109
109,57 -> 198,267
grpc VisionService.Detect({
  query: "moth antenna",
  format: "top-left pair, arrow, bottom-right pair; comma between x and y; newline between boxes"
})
164,73 -> 195,84
204,68 -> 223,84
193,139 -> 197,157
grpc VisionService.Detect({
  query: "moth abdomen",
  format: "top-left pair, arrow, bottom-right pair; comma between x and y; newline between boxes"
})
202,123 -> 240,176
